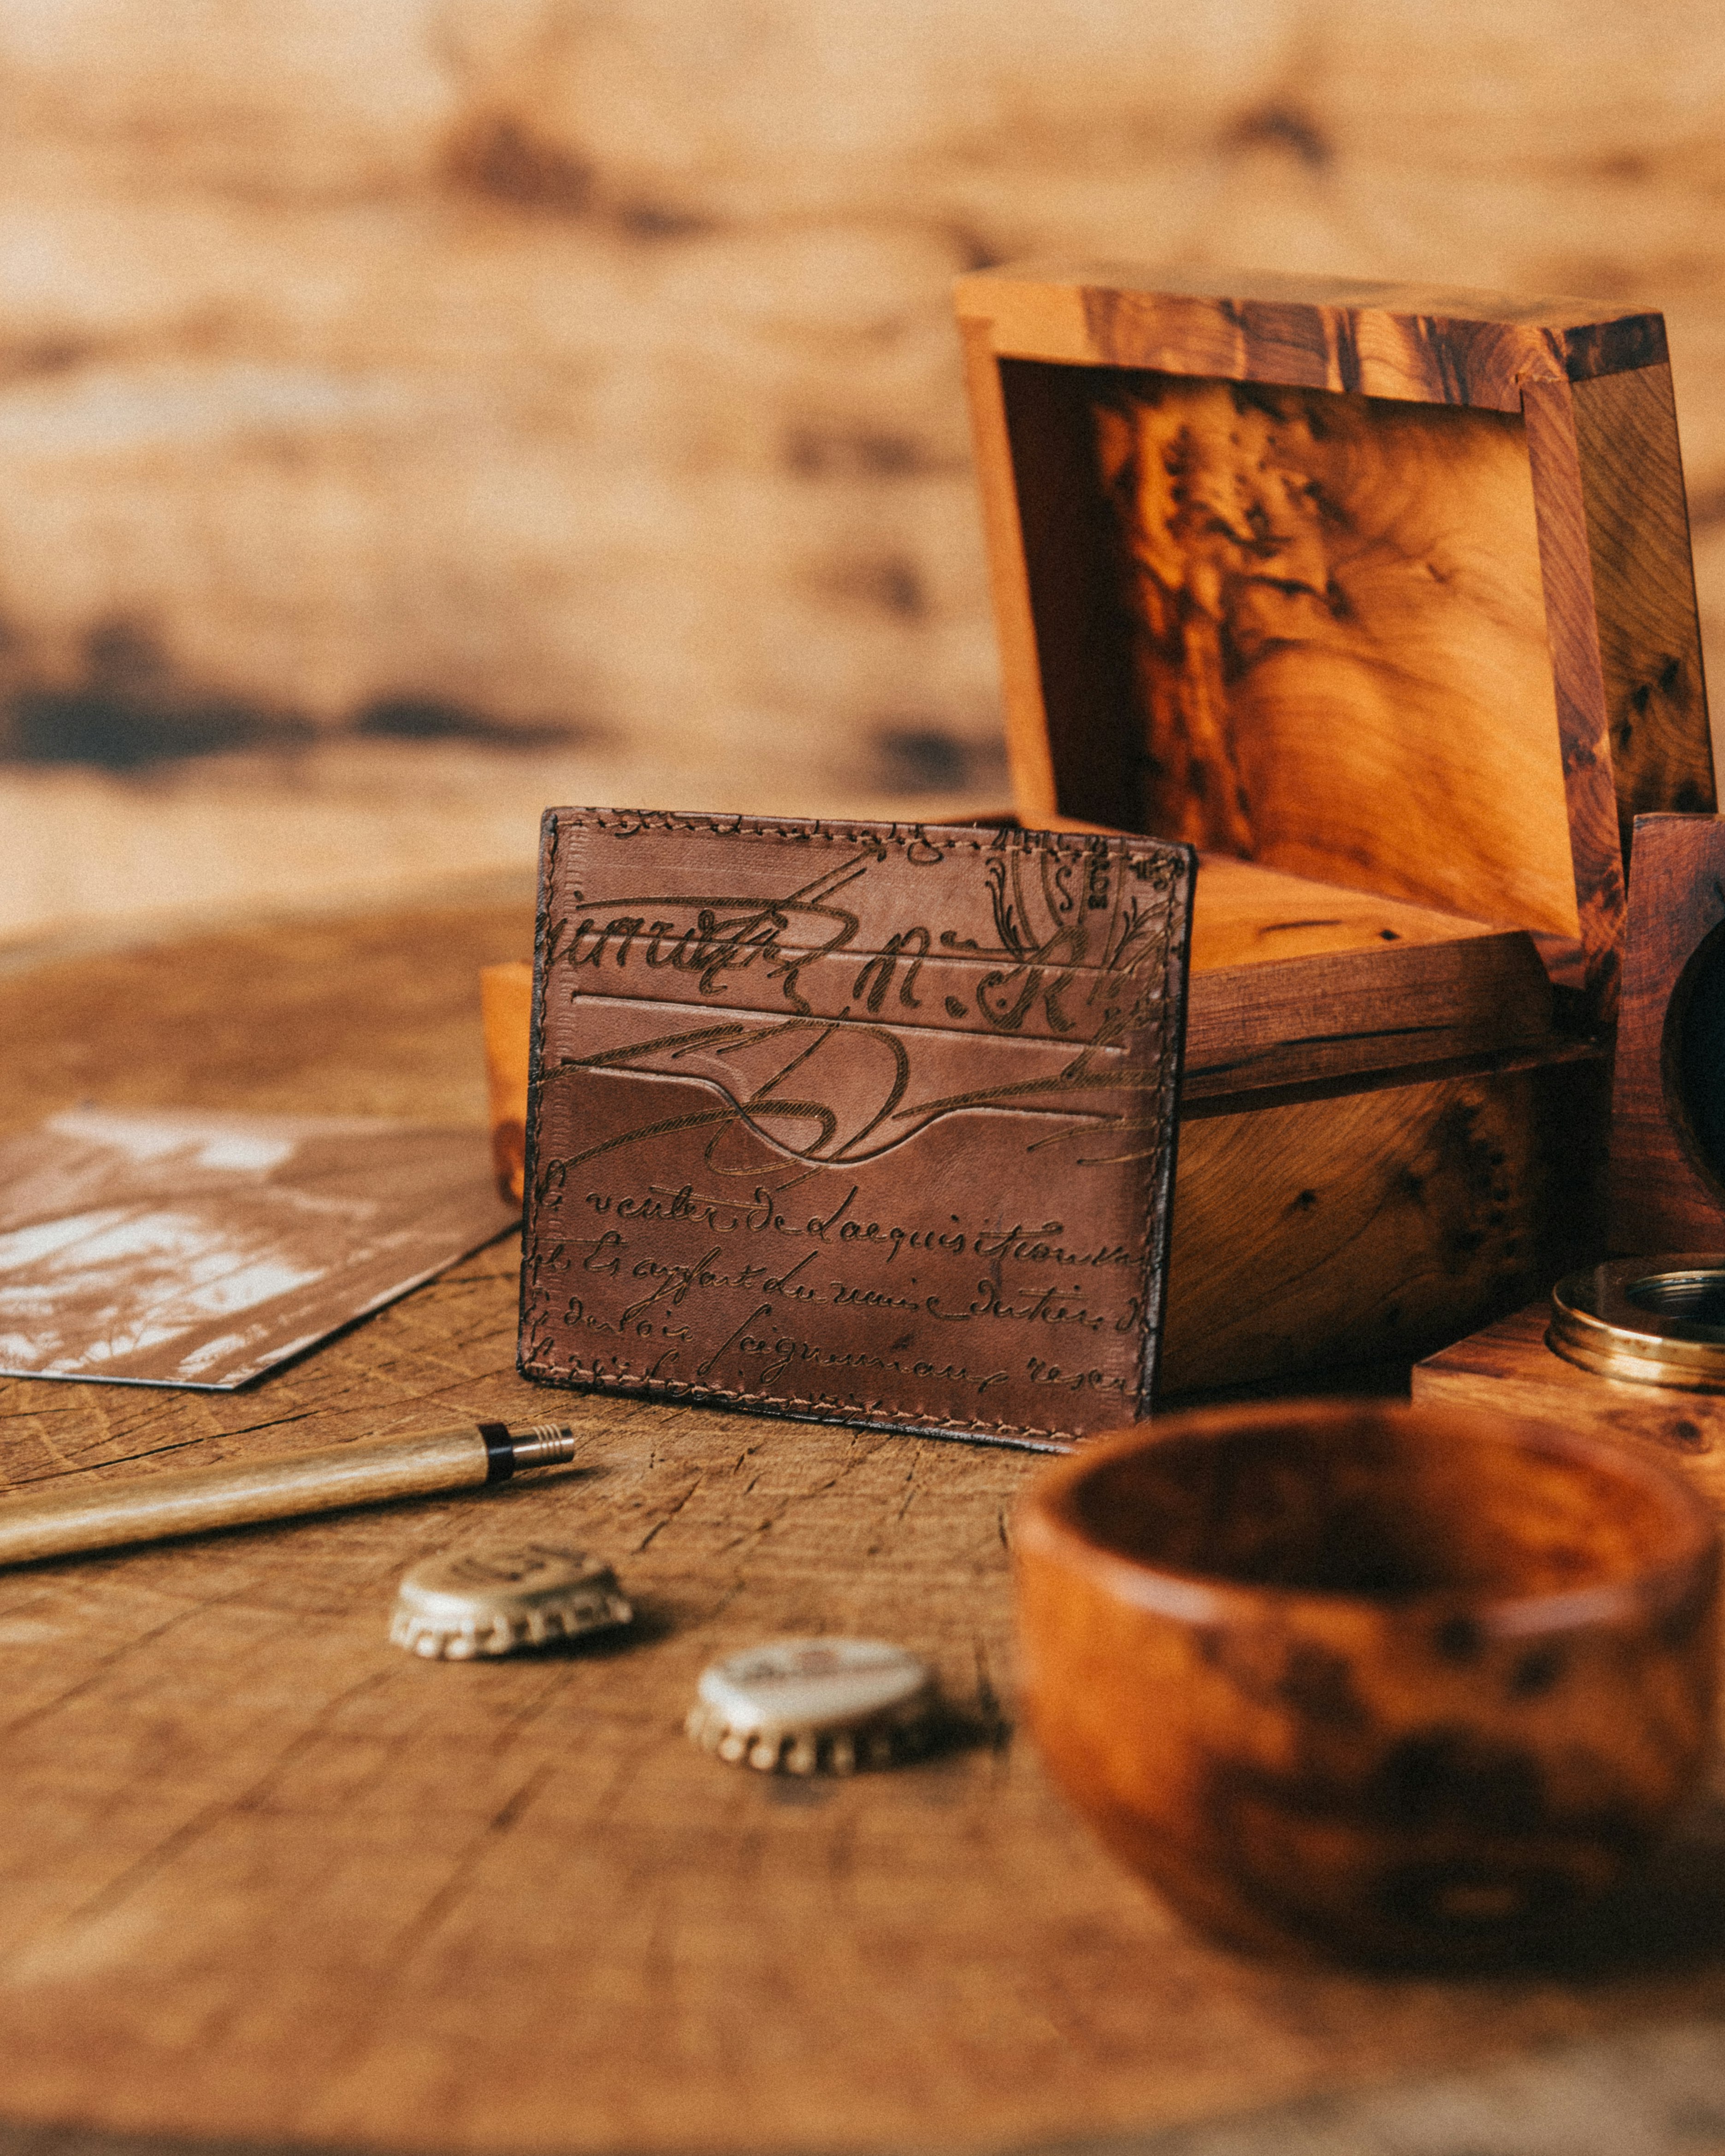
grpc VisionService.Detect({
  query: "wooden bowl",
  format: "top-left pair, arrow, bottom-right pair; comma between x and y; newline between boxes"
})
1015,1400 -> 1720,1966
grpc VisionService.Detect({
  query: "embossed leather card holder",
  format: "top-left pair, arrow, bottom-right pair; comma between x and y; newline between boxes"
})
518,811 -> 1195,1447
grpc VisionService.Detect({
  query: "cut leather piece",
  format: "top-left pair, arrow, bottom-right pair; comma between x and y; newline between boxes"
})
518,810 -> 1195,1449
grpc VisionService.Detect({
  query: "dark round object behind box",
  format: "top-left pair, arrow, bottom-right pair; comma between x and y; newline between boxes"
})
1014,1400 -> 1720,1968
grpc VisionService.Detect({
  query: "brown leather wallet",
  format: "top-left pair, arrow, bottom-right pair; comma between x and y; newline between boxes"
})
518,810 -> 1195,1448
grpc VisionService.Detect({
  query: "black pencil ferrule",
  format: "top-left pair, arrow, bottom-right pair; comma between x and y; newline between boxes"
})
477,1421 -> 515,1483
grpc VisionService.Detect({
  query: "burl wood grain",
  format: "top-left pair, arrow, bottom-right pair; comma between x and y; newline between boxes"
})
1092,376 -> 1577,939
1570,368 -> 1716,859
0,906 -> 1719,2155
957,268 -> 1667,412
1610,814 -> 1725,1250
1520,380 -> 1632,1009
1415,1301 -> 1725,1521
1160,1046 -> 1608,1397
1017,1405 -> 1719,1967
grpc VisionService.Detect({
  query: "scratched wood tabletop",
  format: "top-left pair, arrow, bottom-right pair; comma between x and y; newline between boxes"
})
1,904 -> 1725,2156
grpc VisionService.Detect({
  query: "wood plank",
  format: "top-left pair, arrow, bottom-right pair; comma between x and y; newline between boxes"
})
1183,937 -> 1553,1099
0,902 -> 536,1141
956,266 -> 1666,409
15,31 -> 1725,982
0,905 -> 1715,2156
0,1240 -> 1702,2156
1161,1046 -> 1609,1396
1571,363 -> 1718,860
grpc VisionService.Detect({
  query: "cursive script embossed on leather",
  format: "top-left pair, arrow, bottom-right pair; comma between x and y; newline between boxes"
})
517,811 -> 1195,1448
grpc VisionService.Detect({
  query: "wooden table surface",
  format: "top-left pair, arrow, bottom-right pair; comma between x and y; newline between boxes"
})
2,905 -> 1724,2156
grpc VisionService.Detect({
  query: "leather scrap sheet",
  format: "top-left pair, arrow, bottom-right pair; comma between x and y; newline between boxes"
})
0,1106 -> 516,1389
519,811 -> 1196,1448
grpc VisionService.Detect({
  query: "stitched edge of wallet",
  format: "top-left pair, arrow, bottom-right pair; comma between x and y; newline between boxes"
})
518,808 -> 1191,1447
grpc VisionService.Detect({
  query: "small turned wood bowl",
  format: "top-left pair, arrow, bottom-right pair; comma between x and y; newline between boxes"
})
1015,1401 -> 1720,1967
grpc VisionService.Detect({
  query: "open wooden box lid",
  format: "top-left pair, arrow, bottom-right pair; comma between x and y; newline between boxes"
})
955,264 -> 1717,1074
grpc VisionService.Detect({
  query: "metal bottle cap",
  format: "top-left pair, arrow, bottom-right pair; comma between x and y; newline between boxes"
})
686,1637 -> 936,1774
390,1543 -> 632,1660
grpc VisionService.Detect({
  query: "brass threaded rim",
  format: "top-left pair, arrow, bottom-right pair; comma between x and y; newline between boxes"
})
1548,1257 -> 1725,1391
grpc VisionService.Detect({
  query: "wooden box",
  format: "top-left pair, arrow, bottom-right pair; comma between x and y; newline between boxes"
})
955,265 -> 1717,1394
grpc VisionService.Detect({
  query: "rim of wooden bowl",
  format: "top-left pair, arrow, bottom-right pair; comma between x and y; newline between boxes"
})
1017,1398 -> 1721,1637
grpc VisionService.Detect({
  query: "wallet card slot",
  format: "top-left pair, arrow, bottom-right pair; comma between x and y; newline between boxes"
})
542,988 -> 1146,1061
541,957 -> 1175,1048
534,1036 -> 1164,1174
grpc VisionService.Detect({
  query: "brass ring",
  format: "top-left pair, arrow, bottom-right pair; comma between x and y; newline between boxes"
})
1548,1256 -> 1725,1390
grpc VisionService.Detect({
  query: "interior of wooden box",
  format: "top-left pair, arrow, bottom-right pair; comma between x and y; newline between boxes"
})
998,358 -> 1583,987
1183,852 -> 1517,975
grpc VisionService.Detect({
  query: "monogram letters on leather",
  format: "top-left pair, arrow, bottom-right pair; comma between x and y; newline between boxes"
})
517,811 -> 1195,1447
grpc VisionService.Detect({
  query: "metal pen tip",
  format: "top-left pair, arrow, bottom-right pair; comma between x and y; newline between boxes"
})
506,1423 -> 577,1469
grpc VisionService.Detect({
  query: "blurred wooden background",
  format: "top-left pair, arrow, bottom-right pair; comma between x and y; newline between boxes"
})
3,0 -> 1725,947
